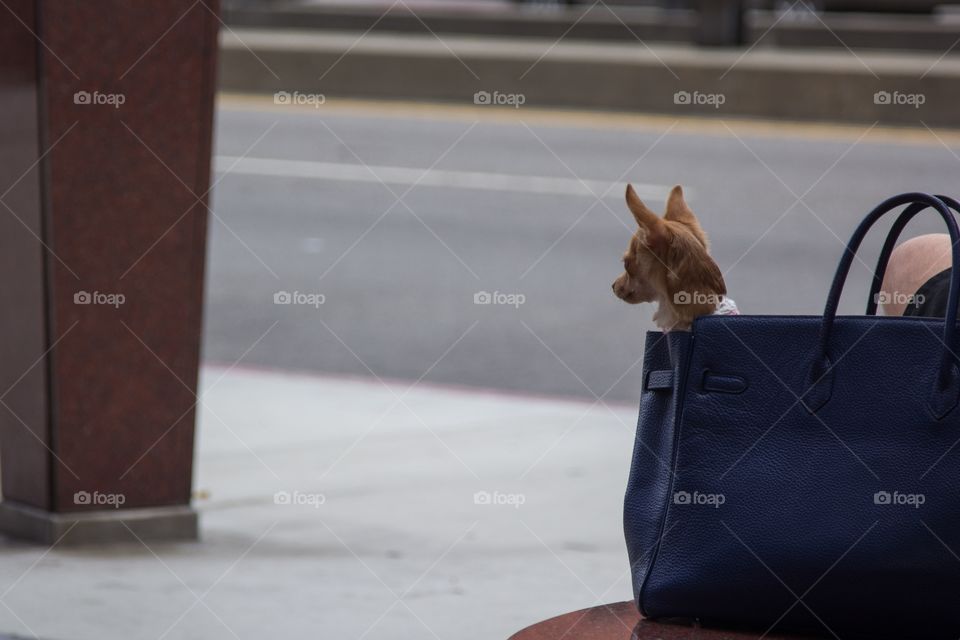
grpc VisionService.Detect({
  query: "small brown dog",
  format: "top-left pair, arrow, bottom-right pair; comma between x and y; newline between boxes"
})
612,184 -> 737,331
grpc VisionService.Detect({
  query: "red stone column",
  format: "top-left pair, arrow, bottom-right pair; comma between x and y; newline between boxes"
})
0,0 -> 219,543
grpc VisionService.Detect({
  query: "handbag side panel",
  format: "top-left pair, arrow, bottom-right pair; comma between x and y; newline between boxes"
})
624,330 -> 691,613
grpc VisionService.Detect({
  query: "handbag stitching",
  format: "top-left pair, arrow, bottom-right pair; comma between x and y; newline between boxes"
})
638,327 -> 698,616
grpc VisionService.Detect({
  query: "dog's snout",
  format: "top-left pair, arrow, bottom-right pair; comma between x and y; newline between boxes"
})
612,274 -> 628,299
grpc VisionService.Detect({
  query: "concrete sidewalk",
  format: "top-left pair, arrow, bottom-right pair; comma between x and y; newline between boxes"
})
0,365 -> 638,639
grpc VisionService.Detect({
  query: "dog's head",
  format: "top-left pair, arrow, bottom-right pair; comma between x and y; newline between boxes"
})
612,184 -> 726,329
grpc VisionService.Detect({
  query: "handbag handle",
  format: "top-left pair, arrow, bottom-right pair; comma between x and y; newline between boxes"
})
804,193 -> 960,419
865,195 -> 960,315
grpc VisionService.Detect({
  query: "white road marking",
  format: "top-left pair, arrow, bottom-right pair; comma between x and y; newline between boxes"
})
214,155 -> 674,201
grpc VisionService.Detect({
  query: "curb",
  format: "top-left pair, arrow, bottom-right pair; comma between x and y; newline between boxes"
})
218,29 -> 960,127
223,5 -> 960,52
222,5 -> 695,43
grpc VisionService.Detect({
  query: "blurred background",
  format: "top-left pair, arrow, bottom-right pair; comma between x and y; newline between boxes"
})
2,0 -> 960,638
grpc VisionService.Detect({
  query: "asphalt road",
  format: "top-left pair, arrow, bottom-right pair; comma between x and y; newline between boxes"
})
204,97 -> 960,404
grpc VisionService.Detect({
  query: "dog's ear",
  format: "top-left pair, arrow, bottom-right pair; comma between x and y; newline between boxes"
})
664,184 -> 709,248
626,184 -> 665,248
663,185 -> 696,225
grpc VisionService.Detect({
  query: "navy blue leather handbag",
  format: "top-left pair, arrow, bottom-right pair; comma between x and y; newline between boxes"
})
625,193 -> 960,639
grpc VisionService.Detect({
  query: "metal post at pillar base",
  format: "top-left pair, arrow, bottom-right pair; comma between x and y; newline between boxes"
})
0,501 -> 199,546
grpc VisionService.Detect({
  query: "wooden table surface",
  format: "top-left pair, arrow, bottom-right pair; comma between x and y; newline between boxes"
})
509,602 -> 815,639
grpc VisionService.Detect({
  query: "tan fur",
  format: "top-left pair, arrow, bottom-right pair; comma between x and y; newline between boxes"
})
611,184 -> 726,331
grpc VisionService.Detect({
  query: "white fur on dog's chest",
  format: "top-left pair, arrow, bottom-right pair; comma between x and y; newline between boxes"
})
713,296 -> 739,316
